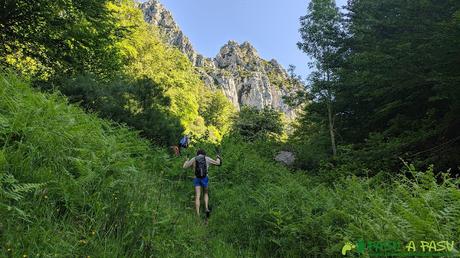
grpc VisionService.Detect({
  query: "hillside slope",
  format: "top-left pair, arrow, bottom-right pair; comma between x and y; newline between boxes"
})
0,73 -> 200,257
1,73 -> 459,257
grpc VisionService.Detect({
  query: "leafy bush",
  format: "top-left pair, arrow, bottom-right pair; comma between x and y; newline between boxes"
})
290,110 -> 331,170
199,90 -> 236,138
233,106 -> 284,141
62,74 -> 183,146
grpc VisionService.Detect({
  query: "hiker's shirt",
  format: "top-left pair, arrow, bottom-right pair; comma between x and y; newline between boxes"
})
183,155 -> 220,171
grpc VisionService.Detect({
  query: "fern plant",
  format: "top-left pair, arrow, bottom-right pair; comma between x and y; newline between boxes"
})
0,173 -> 44,221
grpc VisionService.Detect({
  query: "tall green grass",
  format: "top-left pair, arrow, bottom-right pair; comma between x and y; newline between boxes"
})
198,137 -> 460,257
1,73 -> 459,257
0,73 -> 209,257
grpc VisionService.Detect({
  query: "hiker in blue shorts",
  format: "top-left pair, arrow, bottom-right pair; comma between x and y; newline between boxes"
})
183,149 -> 221,218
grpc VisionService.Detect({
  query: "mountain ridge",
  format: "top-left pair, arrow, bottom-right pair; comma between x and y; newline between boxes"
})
140,0 -> 301,118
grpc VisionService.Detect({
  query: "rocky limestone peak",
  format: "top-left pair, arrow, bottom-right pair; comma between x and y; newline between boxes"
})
240,41 -> 259,56
141,0 -> 173,28
269,59 -> 284,73
140,0 -> 201,66
140,0 -> 302,119
215,40 -> 262,70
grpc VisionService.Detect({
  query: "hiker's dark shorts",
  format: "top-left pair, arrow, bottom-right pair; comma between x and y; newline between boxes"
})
193,176 -> 208,188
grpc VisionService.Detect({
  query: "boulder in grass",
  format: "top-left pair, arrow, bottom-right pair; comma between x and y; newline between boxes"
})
275,151 -> 295,166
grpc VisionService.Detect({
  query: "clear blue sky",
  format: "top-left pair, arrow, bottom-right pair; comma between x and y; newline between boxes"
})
142,0 -> 347,78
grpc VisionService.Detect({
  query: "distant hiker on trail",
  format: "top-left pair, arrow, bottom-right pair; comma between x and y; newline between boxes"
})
169,145 -> 180,157
179,135 -> 190,150
183,149 -> 221,220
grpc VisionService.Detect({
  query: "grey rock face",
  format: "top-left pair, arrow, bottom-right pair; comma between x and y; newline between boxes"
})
141,0 -> 199,66
140,0 -> 301,118
275,151 -> 296,166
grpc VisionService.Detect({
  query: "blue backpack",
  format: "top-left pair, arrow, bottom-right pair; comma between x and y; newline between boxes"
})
179,136 -> 189,148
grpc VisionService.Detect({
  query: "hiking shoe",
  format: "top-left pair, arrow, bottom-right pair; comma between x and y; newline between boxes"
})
205,209 -> 211,219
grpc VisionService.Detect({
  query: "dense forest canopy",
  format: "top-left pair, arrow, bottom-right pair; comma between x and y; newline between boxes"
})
296,0 -> 460,173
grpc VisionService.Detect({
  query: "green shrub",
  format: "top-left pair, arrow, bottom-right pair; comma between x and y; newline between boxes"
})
62,74 -> 183,146
233,106 -> 284,141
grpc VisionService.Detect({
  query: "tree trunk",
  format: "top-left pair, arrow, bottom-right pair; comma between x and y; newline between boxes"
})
327,102 -> 337,158
326,70 -> 337,158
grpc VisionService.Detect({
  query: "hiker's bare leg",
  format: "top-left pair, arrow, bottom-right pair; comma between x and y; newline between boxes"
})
195,186 -> 201,215
204,187 -> 209,211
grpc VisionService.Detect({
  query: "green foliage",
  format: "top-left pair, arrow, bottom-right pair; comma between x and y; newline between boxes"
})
2,0 -> 228,143
267,71 -> 285,89
294,0 -> 460,172
1,73 -> 460,257
233,106 -> 284,141
2,0 -> 460,256
336,0 -> 460,171
0,72 -> 213,257
281,65 -> 307,109
291,106 -> 331,170
61,74 -> 183,146
297,0 -> 344,158
196,137 -> 460,257
8,0 -> 232,145
0,173 -> 44,221
298,0 -> 343,68
0,0 -> 123,83
103,0 -> 234,141
199,90 -> 236,139
109,1 -> 206,133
